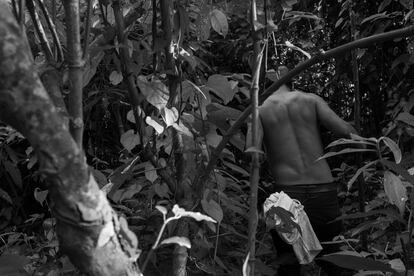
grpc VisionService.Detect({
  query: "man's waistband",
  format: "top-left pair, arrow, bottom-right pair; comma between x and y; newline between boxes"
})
273,182 -> 338,193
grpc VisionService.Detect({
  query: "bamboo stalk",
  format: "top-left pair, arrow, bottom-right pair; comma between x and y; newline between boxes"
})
247,0 -> 263,274
63,0 -> 84,148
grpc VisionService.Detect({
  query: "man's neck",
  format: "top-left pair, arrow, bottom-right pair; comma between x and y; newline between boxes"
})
273,84 -> 291,94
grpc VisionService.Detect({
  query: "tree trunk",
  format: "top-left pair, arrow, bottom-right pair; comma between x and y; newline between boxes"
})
0,4 -> 141,275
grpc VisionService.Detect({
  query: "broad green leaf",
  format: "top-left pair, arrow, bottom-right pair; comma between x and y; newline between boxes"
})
0,187 -> 12,205
381,159 -> 414,184
319,253 -> 395,272
161,107 -> 179,127
109,71 -> 123,85
379,137 -> 402,164
171,204 -> 216,223
317,148 -> 376,161
145,162 -> 158,183
111,183 -> 143,203
34,188 -> 49,207
161,236 -> 191,248
206,74 -> 234,104
126,108 -> 145,123
206,130 -> 222,147
347,160 -> 378,190
145,116 -> 164,134
383,171 -> 407,215
396,112 -> 414,127
210,9 -> 228,37
223,161 -> 249,177
120,130 -> 140,151
136,76 -> 169,110
154,183 -> 170,198
201,198 -> 223,223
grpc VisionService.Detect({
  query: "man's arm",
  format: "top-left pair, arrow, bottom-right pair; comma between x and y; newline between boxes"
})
312,94 -> 357,138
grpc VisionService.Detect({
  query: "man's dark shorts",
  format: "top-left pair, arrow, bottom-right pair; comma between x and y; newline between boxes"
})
270,182 -> 342,275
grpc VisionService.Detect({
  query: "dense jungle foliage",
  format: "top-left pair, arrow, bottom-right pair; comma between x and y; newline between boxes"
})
1,0 -> 414,275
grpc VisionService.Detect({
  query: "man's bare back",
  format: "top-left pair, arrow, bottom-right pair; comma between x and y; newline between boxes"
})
259,85 -> 356,185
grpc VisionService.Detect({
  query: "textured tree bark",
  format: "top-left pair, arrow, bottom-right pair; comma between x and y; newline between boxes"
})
0,4 -> 141,275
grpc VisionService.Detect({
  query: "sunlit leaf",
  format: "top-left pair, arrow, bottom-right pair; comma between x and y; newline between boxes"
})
161,107 -> 179,127
172,204 -> 216,223
145,116 -> 164,134
210,9 -> 228,37
161,236 -> 191,248
156,205 -> 167,216
383,171 -> 407,215
379,137 -> 402,164
120,130 -> 140,151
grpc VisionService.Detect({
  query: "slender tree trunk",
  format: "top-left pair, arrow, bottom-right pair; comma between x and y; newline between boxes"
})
0,5 -> 141,275
63,0 -> 84,148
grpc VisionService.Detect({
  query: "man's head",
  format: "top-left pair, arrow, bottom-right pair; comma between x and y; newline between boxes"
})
277,65 -> 292,89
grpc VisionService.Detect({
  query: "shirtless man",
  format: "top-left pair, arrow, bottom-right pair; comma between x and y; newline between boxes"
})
257,66 -> 357,275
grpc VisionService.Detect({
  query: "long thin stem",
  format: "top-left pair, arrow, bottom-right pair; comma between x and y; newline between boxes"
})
193,24 -> 414,190
63,0 -> 84,148
26,0 -> 54,62
36,0 -> 64,62
112,0 -> 144,136
83,0 -> 93,59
